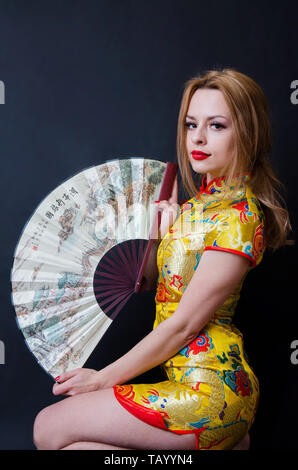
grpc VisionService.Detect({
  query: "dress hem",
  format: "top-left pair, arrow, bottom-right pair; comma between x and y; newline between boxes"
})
113,385 -> 206,450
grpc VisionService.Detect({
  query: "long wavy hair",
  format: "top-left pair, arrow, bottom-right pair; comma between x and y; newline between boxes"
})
176,68 -> 294,251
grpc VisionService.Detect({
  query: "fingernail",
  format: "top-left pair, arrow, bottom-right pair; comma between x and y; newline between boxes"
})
55,376 -> 60,381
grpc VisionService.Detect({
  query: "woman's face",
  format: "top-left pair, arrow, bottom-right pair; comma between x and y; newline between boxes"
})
185,88 -> 235,184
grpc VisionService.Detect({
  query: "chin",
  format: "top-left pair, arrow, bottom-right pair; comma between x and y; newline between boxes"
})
189,159 -> 211,175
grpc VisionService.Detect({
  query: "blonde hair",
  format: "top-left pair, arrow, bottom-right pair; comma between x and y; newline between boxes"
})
176,68 -> 294,251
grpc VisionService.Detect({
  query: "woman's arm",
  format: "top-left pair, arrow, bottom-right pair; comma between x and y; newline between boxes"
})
96,249 -> 250,388
52,249 -> 250,396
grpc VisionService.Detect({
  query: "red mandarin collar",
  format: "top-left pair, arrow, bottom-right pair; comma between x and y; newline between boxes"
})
198,172 -> 251,195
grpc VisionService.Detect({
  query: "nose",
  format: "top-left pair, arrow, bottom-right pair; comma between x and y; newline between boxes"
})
191,124 -> 206,144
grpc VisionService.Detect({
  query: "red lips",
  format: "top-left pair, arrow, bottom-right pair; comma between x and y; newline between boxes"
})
191,151 -> 211,160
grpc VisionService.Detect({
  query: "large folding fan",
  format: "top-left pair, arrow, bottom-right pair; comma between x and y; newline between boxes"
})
10,157 -> 177,380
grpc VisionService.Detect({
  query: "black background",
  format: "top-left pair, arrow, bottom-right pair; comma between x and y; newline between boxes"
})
0,0 -> 297,450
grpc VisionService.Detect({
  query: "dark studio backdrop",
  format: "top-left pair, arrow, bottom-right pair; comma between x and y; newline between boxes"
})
0,0 -> 297,451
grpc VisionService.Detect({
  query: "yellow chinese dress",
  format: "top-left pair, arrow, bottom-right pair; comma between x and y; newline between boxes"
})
113,173 -> 266,450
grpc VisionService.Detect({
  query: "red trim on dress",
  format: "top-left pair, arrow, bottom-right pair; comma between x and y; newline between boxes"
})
204,246 -> 256,267
198,172 -> 252,195
199,174 -> 226,194
113,386 -> 206,450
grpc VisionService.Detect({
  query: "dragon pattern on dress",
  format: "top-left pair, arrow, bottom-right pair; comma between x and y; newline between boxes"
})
113,172 -> 266,450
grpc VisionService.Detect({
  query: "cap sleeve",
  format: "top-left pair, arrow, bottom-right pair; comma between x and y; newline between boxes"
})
203,205 -> 266,268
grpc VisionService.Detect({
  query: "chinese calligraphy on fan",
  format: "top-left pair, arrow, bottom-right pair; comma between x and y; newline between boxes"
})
45,186 -> 79,220
30,186 -> 79,251
31,220 -> 49,251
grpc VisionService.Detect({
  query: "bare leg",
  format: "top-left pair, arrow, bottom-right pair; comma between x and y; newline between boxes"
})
61,441 -> 132,450
33,388 -> 196,451
232,433 -> 250,450
61,434 -> 250,450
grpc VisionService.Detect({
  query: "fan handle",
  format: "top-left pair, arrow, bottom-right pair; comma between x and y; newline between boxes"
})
134,161 -> 178,293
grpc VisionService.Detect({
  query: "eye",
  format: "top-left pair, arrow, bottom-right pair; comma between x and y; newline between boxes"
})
184,122 -> 196,129
210,122 -> 225,130
184,121 -> 225,130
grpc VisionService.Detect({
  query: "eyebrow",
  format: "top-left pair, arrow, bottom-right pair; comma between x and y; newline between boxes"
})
186,114 -> 228,121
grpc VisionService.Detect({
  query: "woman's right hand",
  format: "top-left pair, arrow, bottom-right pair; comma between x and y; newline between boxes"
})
154,175 -> 179,240
52,368 -> 106,396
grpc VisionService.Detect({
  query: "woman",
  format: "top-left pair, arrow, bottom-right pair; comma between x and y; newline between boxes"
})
33,68 -> 293,450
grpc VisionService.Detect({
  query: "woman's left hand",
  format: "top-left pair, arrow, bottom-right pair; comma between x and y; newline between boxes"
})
52,368 -> 102,397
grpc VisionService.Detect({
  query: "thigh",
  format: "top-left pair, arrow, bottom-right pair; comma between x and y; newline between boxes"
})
33,387 -> 196,450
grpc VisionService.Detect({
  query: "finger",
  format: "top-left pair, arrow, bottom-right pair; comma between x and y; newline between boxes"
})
169,175 -> 178,204
56,368 -> 79,383
158,201 -> 179,211
155,201 -> 169,208
52,375 -> 76,395
53,382 -> 71,396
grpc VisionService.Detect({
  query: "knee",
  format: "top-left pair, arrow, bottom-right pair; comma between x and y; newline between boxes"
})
232,432 -> 250,450
33,407 -> 59,450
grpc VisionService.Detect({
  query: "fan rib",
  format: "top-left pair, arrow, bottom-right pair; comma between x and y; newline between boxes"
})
95,287 -> 134,310
98,255 -> 123,273
93,271 -> 132,284
121,241 -> 139,282
103,291 -> 135,320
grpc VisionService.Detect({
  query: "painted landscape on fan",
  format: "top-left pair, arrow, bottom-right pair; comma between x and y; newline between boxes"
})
10,158 -> 167,379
